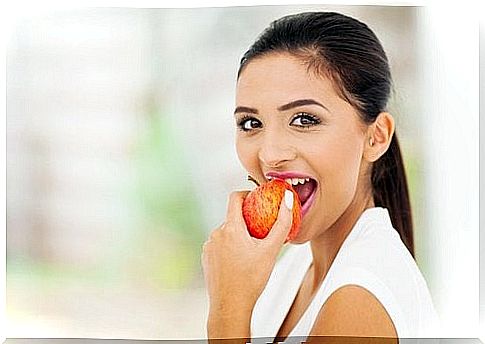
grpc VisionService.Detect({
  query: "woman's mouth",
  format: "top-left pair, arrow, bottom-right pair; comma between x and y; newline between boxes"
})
266,173 -> 318,218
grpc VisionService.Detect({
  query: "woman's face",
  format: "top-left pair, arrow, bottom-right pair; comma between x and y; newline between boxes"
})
235,53 -> 373,243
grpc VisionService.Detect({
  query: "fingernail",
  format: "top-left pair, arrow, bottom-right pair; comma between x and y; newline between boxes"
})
284,190 -> 294,210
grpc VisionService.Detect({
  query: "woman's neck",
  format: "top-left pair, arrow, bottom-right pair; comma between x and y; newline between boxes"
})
308,193 -> 375,293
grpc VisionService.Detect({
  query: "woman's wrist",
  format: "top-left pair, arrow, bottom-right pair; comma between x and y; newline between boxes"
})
207,305 -> 253,339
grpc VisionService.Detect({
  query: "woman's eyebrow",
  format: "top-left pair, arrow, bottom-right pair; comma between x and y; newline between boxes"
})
234,106 -> 258,115
278,99 -> 329,112
234,99 -> 328,115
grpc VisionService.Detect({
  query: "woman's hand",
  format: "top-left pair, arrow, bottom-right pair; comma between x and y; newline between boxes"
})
201,189 -> 294,339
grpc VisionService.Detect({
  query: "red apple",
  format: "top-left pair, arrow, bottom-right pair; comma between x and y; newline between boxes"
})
242,179 -> 302,242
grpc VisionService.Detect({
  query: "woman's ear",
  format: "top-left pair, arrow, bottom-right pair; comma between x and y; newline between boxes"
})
364,112 -> 395,162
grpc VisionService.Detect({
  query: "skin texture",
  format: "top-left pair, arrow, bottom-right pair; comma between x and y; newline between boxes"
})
201,52 -> 396,341
310,285 -> 398,337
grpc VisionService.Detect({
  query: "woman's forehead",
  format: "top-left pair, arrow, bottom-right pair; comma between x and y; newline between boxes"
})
236,54 -> 340,108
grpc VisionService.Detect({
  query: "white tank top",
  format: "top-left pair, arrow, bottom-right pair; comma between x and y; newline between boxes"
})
250,207 -> 441,340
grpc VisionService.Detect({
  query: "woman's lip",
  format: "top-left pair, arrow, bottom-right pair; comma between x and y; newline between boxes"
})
301,185 -> 317,218
265,171 -> 315,179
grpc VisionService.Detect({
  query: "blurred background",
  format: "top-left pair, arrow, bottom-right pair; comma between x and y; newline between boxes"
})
5,4 -> 479,339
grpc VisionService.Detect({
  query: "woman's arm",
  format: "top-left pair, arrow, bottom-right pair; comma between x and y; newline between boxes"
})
307,285 -> 398,344
202,190 -> 295,341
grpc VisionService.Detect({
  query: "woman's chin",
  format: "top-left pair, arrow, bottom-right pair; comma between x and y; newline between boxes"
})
286,231 -> 310,245
287,214 -> 314,244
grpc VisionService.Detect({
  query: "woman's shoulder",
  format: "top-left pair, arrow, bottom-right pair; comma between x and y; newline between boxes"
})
324,249 -> 439,337
334,208 -> 428,302
323,208 -> 440,337
310,283 -> 400,338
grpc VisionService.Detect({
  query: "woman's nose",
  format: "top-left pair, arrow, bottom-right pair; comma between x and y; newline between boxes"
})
258,133 -> 297,168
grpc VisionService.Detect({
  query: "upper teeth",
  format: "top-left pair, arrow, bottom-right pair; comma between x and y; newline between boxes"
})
266,177 -> 309,185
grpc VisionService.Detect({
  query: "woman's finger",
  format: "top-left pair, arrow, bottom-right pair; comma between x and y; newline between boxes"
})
225,190 -> 250,223
264,190 -> 294,247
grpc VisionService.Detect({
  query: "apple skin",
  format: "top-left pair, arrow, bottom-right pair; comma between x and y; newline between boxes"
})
242,179 -> 302,242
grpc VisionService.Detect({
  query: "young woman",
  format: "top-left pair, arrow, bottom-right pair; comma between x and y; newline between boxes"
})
201,11 -> 439,342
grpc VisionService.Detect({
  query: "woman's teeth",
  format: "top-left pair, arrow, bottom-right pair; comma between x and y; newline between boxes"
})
267,176 -> 310,186
285,178 -> 310,186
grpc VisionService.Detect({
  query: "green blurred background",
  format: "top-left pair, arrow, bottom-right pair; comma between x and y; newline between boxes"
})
6,5 -> 459,339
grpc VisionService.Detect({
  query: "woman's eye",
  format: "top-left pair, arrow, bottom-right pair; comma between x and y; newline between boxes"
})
237,117 -> 262,131
290,113 -> 321,127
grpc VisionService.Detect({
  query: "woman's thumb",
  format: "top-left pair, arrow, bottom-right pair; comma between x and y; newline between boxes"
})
266,190 -> 294,245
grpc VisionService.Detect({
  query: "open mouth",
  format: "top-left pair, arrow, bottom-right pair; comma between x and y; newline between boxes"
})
267,175 -> 318,217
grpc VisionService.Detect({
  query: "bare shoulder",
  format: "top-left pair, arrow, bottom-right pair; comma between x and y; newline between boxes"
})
309,284 -> 398,339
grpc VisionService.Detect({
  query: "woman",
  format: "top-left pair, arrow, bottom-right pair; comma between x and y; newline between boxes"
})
201,11 -> 439,342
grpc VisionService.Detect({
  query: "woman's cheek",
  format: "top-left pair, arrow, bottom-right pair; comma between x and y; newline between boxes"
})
317,145 -> 361,208
236,137 -> 257,173
333,145 -> 365,208
235,137 -> 249,166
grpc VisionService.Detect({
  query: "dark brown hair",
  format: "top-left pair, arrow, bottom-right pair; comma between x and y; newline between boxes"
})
237,12 -> 414,257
